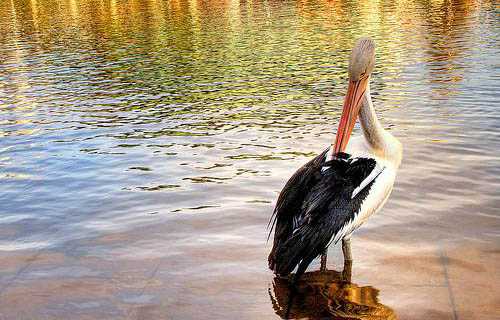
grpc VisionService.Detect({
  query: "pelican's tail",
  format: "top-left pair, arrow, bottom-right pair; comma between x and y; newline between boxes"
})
272,221 -> 335,278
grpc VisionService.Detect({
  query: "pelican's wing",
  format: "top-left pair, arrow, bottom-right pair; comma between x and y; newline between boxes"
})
298,154 -> 380,233
351,161 -> 385,199
269,152 -> 383,277
267,149 -> 328,235
267,149 -> 328,270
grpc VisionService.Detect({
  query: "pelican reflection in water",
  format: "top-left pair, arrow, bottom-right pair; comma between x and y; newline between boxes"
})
269,263 -> 396,320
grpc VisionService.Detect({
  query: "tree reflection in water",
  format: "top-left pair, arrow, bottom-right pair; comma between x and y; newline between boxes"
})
269,262 -> 396,320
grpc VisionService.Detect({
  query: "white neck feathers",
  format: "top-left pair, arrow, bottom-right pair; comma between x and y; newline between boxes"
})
359,83 -> 402,168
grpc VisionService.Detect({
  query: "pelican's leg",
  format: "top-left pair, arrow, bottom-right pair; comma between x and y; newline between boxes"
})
342,259 -> 352,282
320,251 -> 328,271
342,238 -> 352,262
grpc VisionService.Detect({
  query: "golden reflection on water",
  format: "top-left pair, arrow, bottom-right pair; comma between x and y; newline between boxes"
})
270,265 -> 396,320
1,0 -> 490,128
1,0 -> 485,68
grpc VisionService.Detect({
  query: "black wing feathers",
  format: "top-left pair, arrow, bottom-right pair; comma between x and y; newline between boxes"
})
267,150 -> 328,271
268,150 -> 377,279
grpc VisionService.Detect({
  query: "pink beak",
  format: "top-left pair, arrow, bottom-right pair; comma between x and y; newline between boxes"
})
333,77 -> 369,154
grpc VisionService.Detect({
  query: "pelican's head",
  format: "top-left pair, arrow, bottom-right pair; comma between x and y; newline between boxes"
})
333,37 -> 376,154
348,37 -> 376,81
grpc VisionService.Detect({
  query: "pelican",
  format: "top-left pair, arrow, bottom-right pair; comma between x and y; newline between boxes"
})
268,38 -> 402,279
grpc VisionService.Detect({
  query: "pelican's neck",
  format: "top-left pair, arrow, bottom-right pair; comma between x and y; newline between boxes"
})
359,84 -> 384,150
359,83 -> 402,168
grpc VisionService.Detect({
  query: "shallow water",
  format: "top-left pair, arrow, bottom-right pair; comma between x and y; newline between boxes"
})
0,0 -> 499,319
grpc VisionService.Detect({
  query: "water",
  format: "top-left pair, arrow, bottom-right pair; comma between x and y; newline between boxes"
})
0,0 -> 499,319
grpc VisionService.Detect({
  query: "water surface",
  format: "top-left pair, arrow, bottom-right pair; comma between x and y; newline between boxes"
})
0,0 -> 499,319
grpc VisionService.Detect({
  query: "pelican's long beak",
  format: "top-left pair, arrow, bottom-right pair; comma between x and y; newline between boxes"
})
333,77 -> 369,154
